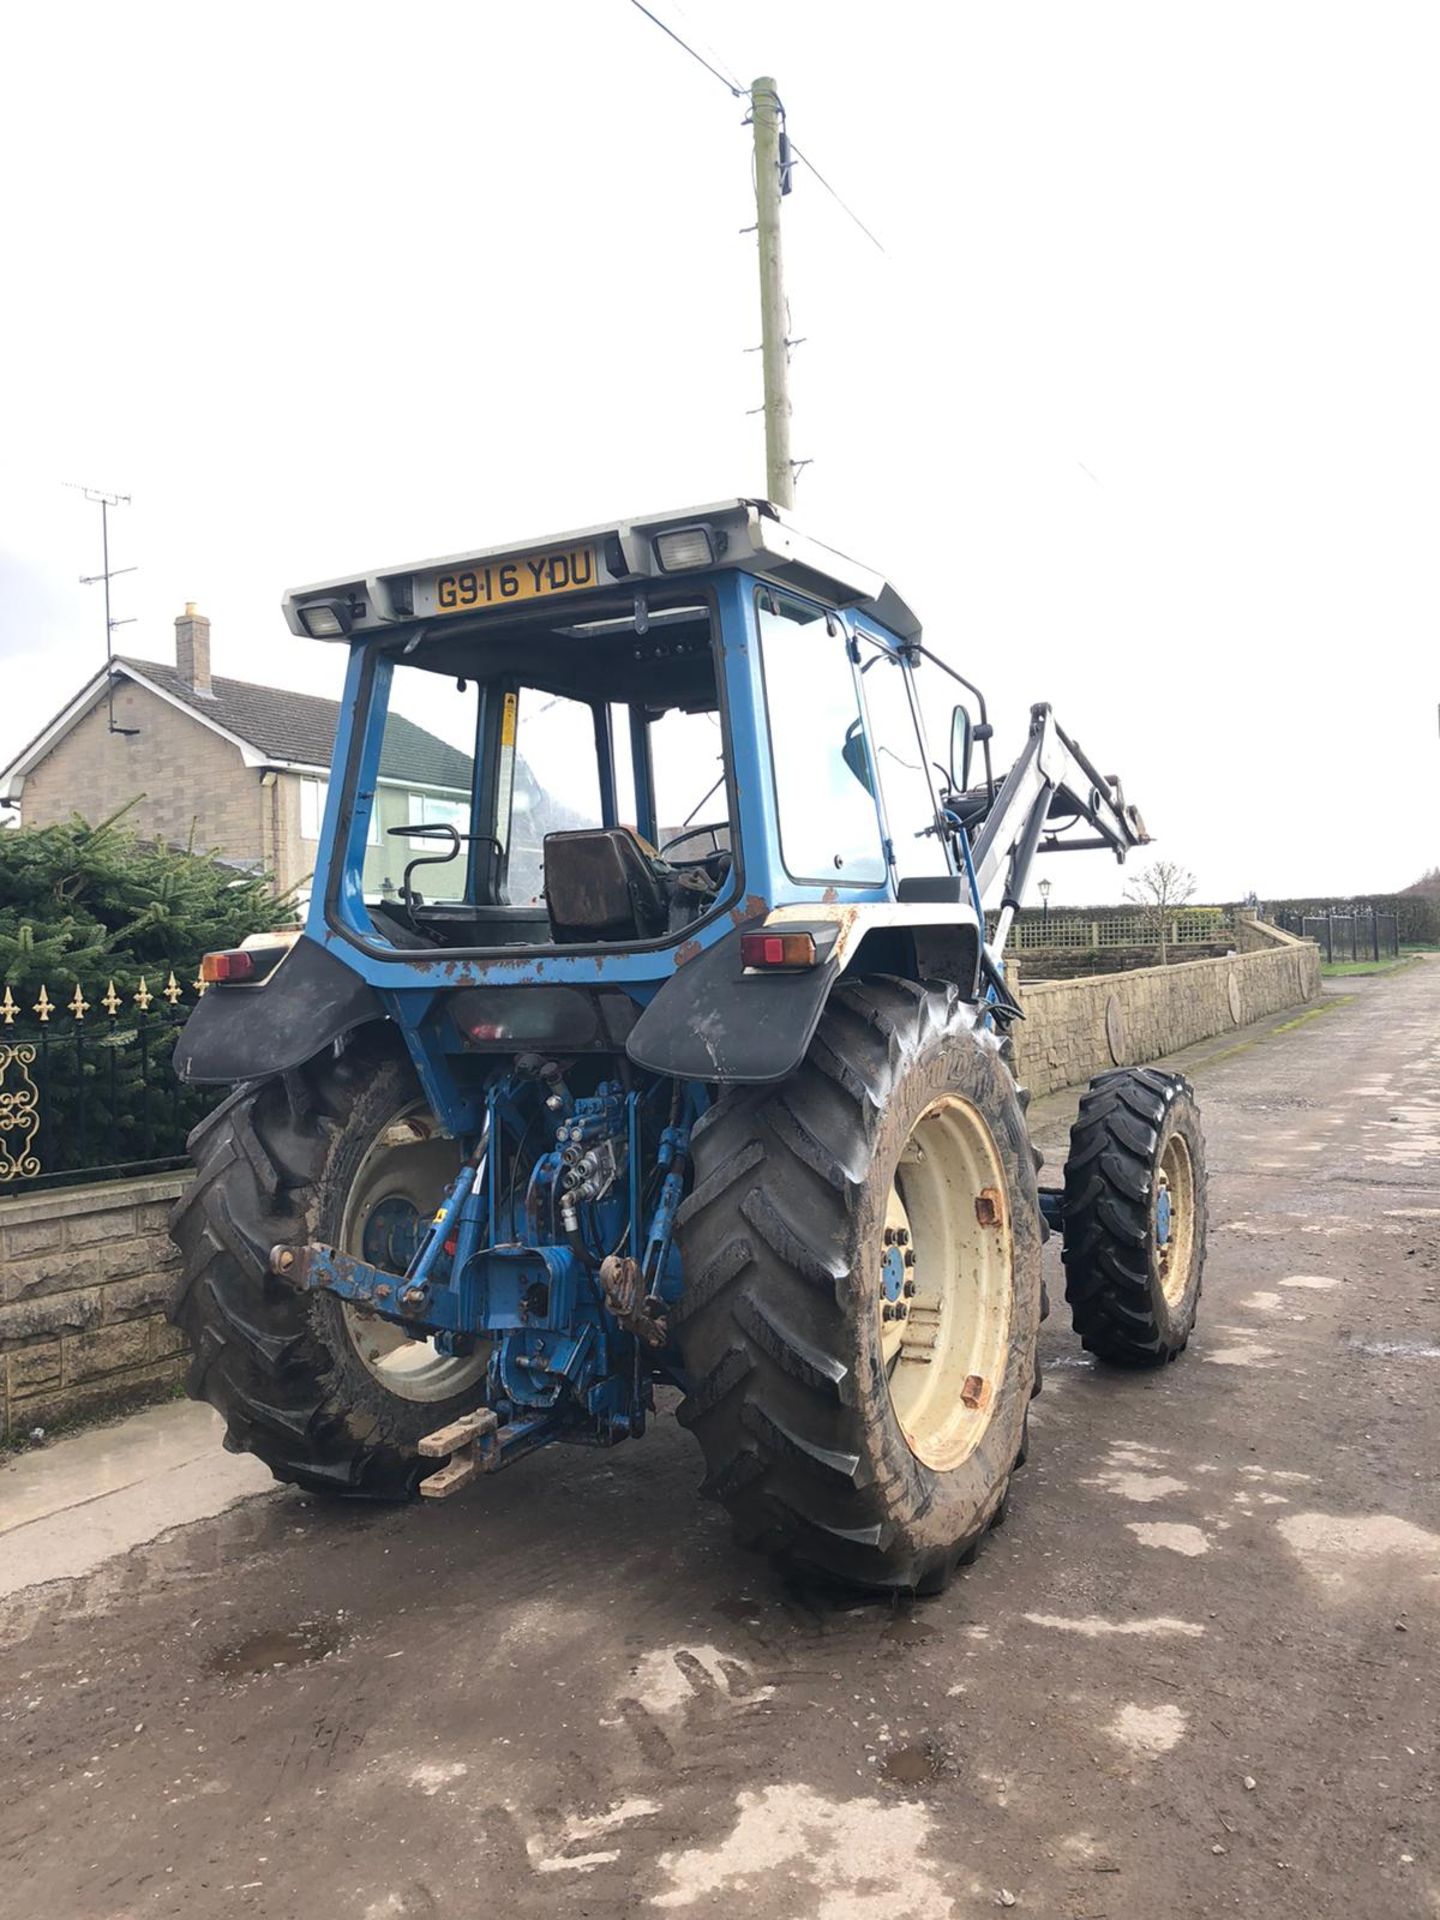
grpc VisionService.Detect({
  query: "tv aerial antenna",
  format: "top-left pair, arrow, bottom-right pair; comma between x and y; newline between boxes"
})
65,482 -> 139,737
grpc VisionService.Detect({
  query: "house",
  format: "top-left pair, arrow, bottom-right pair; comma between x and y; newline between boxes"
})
0,605 -> 471,899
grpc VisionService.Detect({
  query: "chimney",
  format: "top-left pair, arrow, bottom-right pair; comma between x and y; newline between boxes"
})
175,603 -> 213,696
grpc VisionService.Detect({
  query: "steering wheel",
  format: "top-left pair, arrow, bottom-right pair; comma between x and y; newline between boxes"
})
658,820 -> 728,863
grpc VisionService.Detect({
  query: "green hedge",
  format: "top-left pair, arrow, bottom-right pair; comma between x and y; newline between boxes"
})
0,806 -> 293,1002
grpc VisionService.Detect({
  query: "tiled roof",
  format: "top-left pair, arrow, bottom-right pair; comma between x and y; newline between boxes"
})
118,658 -> 473,789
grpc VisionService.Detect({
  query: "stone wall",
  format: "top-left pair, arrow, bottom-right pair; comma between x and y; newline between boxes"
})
0,1174 -> 188,1440
1012,927 -> 1322,1098
1020,943 -> 1233,980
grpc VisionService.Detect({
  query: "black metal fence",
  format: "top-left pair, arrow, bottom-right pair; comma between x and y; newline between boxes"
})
0,972 -> 212,1195
1273,908 -> 1400,964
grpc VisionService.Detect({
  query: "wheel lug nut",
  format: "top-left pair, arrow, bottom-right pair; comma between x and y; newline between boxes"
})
903,1279 -> 917,1297
881,1303 -> 896,1321
903,1248 -> 916,1267
894,1229 -> 910,1247
882,1227 -> 896,1246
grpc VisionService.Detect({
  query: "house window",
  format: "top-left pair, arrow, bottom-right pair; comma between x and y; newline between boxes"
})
301,778 -> 326,842
302,777 -> 377,845
408,791 -> 469,850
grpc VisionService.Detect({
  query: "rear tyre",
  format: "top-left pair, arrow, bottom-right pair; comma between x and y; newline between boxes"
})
167,1038 -> 489,1498
1061,1068 -> 1207,1366
673,978 -> 1043,1593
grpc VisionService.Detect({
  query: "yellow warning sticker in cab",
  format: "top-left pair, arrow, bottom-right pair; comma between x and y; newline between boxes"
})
501,691 -> 518,748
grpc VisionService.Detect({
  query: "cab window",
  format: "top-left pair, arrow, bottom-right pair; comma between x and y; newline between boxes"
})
502,690 -> 604,906
856,641 -> 948,880
757,590 -> 886,884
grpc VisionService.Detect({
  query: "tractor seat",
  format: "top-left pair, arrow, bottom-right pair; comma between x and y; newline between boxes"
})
543,828 -> 669,945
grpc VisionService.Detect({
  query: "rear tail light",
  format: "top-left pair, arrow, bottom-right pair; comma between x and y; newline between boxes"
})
740,931 -> 819,971
200,949 -> 255,984
199,943 -> 289,985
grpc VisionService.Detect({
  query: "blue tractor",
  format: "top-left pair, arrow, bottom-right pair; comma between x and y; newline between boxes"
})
169,499 -> 1207,1592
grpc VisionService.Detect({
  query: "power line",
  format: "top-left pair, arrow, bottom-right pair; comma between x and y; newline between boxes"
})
665,0 -> 747,95
626,0 -> 745,98
623,1 -> 889,255
788,140 -> 887,255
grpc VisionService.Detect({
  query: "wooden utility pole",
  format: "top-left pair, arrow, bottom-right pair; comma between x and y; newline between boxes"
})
751,76 -> 794,509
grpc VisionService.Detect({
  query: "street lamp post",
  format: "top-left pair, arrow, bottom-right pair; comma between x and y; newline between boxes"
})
1038,877 -> 1052,940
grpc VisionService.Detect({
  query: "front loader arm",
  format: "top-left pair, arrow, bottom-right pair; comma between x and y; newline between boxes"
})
968,704 -> 1148,958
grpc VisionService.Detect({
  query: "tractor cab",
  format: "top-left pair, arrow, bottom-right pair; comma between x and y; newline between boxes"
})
281,499 -> 959,974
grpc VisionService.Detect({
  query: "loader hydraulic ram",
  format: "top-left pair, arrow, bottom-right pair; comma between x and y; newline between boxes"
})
169,498 -> 1207,1593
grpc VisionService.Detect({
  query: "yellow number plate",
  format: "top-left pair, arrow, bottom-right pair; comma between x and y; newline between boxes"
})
431,544 -> 598,615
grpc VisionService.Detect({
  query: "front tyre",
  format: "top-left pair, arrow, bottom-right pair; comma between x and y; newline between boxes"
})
1061,1068 -> 1208,1366
673,978 -> 1043,1593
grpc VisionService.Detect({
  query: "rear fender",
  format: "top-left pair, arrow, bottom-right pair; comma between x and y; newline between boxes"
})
174,935 -> 385,1084
624,903 -> 983,1085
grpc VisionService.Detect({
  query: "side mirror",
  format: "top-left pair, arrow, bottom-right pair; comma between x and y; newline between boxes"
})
841,718 -> 876,797
949,704 -> 974,791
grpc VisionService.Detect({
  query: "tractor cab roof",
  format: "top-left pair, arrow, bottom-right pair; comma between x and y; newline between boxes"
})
282,498 -> 921,648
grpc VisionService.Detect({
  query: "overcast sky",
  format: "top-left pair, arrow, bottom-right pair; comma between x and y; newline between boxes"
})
1,1 -> 1434,904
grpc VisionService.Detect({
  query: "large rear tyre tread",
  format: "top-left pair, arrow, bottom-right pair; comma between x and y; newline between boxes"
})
167,1035 -> 483,1500
674,977 -> 1043,1594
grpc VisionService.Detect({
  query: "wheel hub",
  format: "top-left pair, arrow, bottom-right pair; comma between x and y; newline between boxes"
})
880,1240 -> 907,1304
362,1196 -> 426,1274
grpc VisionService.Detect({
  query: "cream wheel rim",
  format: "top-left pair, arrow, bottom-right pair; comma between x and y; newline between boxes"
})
879,1095 -> 1014,1472
1155,1129 -> 1196,1310
337,1099 -> 490,1404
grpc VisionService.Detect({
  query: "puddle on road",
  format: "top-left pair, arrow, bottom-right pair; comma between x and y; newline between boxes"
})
881,1608 -> 937,1645
776,1580 -> 952,1645
713,1595 -> 765,1624
207,1620 -> 343,1678
881,1741 -> 947,1787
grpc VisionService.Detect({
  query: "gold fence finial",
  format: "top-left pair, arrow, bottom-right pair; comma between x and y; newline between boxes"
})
0,987 -> 15,1027
134,976 -> 153,1011
33,985 -> 53,1023
102,980 -> 122,1015
69,983 -> 90,1021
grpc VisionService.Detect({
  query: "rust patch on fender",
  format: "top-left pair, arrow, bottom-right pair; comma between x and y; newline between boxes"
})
729,893 -> 770,927
975,1188 -> 1004,1228
673,937 -> 703,968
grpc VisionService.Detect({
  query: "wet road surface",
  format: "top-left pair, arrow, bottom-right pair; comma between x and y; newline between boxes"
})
1,962 -> 1436,1919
